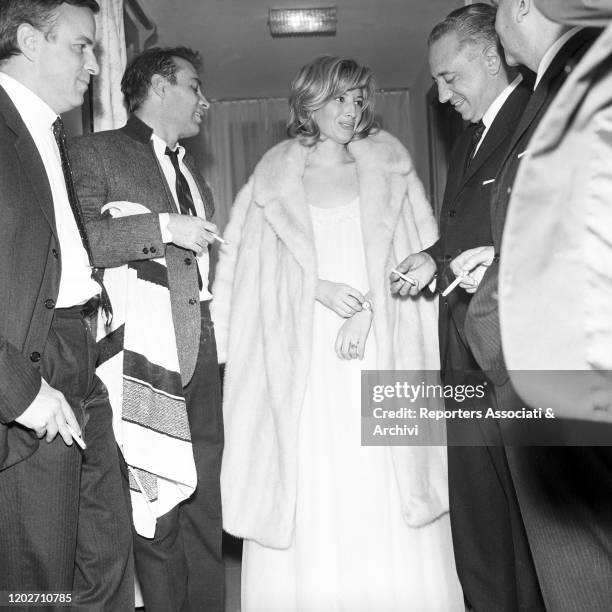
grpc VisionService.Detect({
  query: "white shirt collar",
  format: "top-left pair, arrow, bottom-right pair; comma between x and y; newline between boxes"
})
151,132 -> 185,161
472,73 -> 524,156
535,26 -> 583,89
482,73 -> 523,129
0,71 -> 58,135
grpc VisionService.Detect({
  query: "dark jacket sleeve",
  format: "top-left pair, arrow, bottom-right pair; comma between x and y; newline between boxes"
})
423,238 -> 443,274
0,338 -> 41,424
70,135 -> 167,268
0,337 -> 41,471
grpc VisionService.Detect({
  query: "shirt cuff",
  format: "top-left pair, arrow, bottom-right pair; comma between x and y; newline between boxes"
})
159,213 -> 172,243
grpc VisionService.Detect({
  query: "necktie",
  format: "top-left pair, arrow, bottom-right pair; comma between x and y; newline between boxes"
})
466,120 -> 485,171
52,117 -> 113,325
165,147 -> 203,291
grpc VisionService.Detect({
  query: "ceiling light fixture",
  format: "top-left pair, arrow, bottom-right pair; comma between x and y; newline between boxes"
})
268,7 -> 337,37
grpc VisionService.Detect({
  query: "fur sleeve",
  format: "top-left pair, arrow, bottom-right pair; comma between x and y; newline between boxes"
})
211,177 -> 255,362
406,165 -> 438,251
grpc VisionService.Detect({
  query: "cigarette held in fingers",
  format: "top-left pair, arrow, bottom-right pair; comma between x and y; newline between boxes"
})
442,274 -> 468,297
391,268 -> 417,286
67,425 -> 87,450
210,232 -> 228,245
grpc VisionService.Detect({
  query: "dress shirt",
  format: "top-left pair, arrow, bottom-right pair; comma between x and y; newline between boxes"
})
151,133 -> 212,301
473,74 -> 523,156
534,26 -> 583,89
0,72 -> 99,307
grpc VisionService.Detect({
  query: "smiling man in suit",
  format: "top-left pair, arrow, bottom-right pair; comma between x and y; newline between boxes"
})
390,5 -> 544,611
0,0 -> 133,606
70,47 -> 224,612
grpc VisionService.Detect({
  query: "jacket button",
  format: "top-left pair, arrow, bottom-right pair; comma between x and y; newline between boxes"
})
448,209 -> 456,218
30,351 -> 41,363
493,255 -> 500,264
444,254 -> 452,263
44,298 -> 55,309
150,246 -> 157,254
142,247 -> 149,254
52,248 -> 59,259
184,257 -> 192,266
188,297 -> 197,305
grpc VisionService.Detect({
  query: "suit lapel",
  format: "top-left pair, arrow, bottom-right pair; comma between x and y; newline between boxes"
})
0,86 -> 57,238
147,140 -> 181,215
122,115 -> 216,220
461,76 -> 533,189
505,28 -> 600,159
462,120 -> 508,186
505,77 -> 549,159
490,28 -> 600,242
533,25 -> 612,153
444,128 -> 473,203
184,156 -> 215,220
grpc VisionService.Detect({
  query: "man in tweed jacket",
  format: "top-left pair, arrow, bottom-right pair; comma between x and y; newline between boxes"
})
70,47 -> 224,612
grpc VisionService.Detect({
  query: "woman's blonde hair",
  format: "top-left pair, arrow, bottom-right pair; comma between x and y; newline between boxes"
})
287,56 -> 377,145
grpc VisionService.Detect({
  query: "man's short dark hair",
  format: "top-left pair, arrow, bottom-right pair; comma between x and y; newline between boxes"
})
428,3 -> 502,56
121,47 -> 202,114
0,0 -> 100,62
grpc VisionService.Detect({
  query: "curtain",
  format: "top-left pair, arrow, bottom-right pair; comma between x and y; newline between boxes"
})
374,90 -> 415,158
191,97 -> 289,232
93,0 -> 128,131
194,90 -> 414,232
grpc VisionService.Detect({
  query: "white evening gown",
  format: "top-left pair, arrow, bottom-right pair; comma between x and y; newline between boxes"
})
242,198 -> 463,612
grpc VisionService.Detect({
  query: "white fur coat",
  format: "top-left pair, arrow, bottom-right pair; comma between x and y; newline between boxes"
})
212,130 -> 449,547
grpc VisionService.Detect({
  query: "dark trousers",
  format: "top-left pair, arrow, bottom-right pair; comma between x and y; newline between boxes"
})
499,379 -> 612,612
443,314 -> 544,612
506,444 -> 612,612
134,303 -> 224,612
0,307 -> 134,610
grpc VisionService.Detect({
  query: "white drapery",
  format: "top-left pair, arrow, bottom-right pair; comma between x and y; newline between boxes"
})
194,90 -> 414,232
93,0 -> 128,131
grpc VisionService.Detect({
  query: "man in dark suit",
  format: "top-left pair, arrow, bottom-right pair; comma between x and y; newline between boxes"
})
0,0 -> 133,606
70,47 -> 224,612
452,1 -> 611,610
390,6 -> 543,611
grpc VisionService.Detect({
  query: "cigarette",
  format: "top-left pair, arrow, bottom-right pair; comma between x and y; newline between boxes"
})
442,275 -> 466,297
391,268 -> 417,286
210,232 -> 228,245
67,425 -> 87,450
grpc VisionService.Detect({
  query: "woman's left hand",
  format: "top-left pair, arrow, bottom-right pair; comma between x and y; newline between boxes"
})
335,309 -> 373,360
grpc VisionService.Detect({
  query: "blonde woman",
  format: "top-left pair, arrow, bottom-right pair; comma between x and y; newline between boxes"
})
212,56 -> 462,612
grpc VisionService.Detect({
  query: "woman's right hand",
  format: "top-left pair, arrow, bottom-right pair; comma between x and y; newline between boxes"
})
316,279 -> 364,318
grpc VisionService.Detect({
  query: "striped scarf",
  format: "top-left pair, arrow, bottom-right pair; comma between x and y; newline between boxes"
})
96,202 -> 196,537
